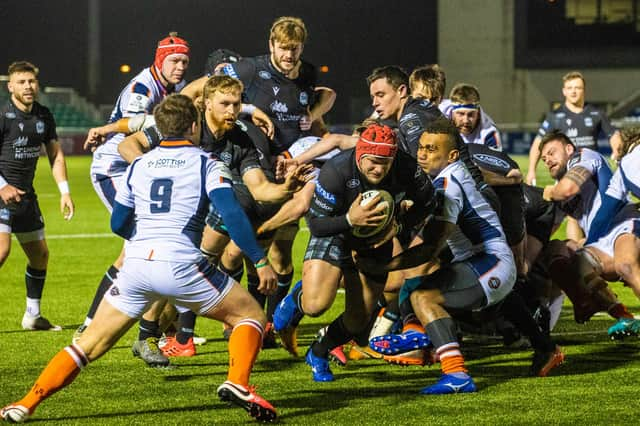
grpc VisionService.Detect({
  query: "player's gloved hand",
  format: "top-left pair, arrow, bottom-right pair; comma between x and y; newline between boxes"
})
346,193 -> 387,228
60,193 -> 75,220
251,107 -> 275,139
0,184 -> 25,204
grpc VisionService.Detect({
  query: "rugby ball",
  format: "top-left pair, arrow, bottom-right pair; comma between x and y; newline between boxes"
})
352,189 -> 395,238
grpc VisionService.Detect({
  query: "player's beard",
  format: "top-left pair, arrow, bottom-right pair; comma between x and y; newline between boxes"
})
13,91 -> 36,108
272,55 -> 299,76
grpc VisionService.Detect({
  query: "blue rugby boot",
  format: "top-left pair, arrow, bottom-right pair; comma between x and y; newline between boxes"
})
273,281 -> 302,332
420,373 -> 477,395
608,318 -> 640,340
305,348 -> 334,382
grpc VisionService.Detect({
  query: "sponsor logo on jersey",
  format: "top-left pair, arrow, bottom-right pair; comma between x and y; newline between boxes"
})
259,70 -> 271,80
472,153 -> 511,170
300,91 -> 309,106
566,128 -> 578,138
36,121 -> 45,134
313,197 -> 333,211
5,112 -> 15,119
346,178 -> 360,188
270,100 -> 288,113
0,208 -> 10,221
236,120 -> 247,132
273,86 -> 280,96
566,118 -> 572,126
488,277 -> 501,289
13,136 -> 29,147
315,182 -> 336,203
18,122 -> 24,132
223,64 -> 239,79
584,117 -> 593,127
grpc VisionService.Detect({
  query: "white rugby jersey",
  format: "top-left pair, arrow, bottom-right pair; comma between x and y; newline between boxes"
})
432,161 -> 510,261
439,99 -> 502,151
91,66 -> 186,177
605,147 -> 640,201
559,148 -> 613,236
115,139 -> 232,262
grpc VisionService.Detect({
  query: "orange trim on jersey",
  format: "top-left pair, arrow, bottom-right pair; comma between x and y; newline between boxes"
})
441,177 -> 448,189
147,249 -> 154,260
282,151 -> 293,159
159,139 -> 194,147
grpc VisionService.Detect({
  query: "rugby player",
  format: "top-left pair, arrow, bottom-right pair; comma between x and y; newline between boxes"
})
77,32 -> 191,367
117,75 -> 312,354
540,130 -> 640,338
273,123 -> 437,382
0,94 -> 277,423
0,61 -> 75,331
363,118 -> 563,394
527,71 -> 619,186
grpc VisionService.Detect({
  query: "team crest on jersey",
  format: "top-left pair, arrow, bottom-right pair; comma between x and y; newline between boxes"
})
346,178 -> 360,188
36,121 -> 45,134
4,112 -> 15,119
110,286 -> 120,296
220,151 -> 232,165
273,86 -> 280,96
300,92 -> 309,106
259,70 -> 271,80
566,118 -> 572,126
584,117 -> 593,127
488,277 -> 501,289
18,122 -> 24,132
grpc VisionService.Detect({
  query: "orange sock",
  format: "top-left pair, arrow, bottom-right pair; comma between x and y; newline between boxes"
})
402,317 -> 426,334
609,303 -> 634,319
227,319 -> 263,386
16,345 -> 88,413
436,342 -> 467,374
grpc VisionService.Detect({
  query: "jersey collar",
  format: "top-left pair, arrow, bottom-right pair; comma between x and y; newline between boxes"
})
159,138 -> 195,148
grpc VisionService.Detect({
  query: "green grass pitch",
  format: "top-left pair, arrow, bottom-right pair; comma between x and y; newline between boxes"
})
1,155 -> 639,424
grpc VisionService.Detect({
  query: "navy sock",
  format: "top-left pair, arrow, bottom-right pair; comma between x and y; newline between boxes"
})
87,265 -> 119,320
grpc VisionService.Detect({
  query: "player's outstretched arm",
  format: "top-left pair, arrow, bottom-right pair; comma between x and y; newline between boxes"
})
256,181 -> 315,235
243,164 -> 314,203
118,131 -> 152,163
46,141 -> 74,220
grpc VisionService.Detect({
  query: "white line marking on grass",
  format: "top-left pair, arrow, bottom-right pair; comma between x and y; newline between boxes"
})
46,233 -> 116,239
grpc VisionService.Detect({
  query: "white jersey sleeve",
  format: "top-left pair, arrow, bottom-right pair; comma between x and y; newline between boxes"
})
204,159 -> 234,194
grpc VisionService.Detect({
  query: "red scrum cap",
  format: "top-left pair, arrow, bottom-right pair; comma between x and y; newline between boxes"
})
356,124 -> 398,164
154,32 -> 190,71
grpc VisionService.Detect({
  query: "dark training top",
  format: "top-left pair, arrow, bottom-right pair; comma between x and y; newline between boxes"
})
307,148 -> 436,242
0,99 -> 57,193
537,104 -> 616,150
223,55 -> 318,154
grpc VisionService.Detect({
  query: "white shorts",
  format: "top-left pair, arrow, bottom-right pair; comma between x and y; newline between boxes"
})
91,173 -> 125,213
104,257 -> 233,319
587,217 -> 640,258
469,250 -> 517,307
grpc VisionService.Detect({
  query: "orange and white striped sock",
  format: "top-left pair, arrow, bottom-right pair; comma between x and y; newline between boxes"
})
16,344 -> 89,413
227,319 -> 263,386
436,342 -> 467,374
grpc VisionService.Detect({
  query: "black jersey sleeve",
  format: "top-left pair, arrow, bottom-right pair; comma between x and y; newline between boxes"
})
400,163 -> 437,231
467,143 -> 519,176
223,59 -> 257,102
596,108 -> 617,138
306,161 -> 351,237
143,125 -> 163,149
456,133 -> 487,189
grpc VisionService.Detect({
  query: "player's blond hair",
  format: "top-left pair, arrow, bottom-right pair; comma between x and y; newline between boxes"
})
409,64 -> 446,104
562,71 -> 585,87
203,75 -> 243,100
449,83 -> 480,104
270,16 -> 307,46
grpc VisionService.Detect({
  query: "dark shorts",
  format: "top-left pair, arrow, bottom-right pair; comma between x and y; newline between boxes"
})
400,261 -> 488,311
304,233 -> 393,282
0,194 -> 45,233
